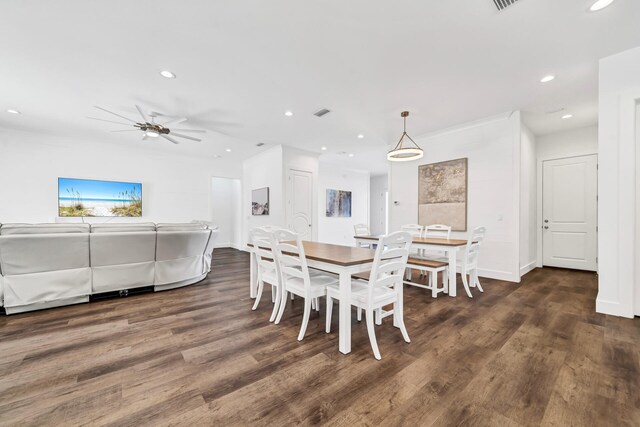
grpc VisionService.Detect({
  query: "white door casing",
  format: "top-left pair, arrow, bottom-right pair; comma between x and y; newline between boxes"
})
288,169 -> 313,240
542,155 -> 598,271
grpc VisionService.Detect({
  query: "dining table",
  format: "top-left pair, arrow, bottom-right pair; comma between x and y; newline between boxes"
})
353,235 -> 468,297
249,241 -> 379,355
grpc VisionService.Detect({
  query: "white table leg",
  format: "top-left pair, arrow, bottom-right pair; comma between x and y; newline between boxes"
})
250,251 -> 257,299
448,248 -> 457,297
338,270 -> 352,354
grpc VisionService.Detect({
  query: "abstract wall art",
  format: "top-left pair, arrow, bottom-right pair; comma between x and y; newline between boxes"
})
252,187 -> 269,215
325,189 -> 352,218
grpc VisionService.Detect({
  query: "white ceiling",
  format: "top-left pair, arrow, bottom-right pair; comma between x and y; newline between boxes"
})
1,0 -> 639,174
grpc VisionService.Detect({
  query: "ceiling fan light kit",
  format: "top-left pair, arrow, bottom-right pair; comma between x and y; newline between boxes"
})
387,111 -> 424,162
90,105 -> 206,144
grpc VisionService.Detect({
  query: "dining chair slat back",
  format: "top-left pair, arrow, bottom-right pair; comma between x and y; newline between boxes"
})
249,227 -> 282,317
368,232 -> 412,299
424,224 -> 452,239
400,224 -> 424,237
273,230 -> 309,283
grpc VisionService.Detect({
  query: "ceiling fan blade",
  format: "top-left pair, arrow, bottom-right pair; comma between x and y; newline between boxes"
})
170,132 -> 202,142
135,104 -> 148,123
170,129 -> 207,133
111,129 -> 139,132
94,106 -> 138,123
87,116 -> 133,126
161,134 -> 180,144
162,117 -> 188,126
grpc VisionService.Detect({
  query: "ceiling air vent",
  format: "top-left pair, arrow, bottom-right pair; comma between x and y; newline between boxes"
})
256,142 -> 265,147
313,108 -> 331,117
493,0 -> 519,11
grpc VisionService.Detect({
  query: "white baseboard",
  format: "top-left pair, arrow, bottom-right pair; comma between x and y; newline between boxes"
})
596,298 -> 634,318
519,261 -> 537,277
476,268 -> 519,283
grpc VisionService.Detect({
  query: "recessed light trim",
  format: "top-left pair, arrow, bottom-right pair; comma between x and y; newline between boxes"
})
589,0 -> 614,12
226,148 -> 232,152
348,153 -> 354,158
321,146 -> 327,151
160,70 -> 176,79
561,114 -> 573,119
357,134 -> 364,139
284,111 -> 293,117
540,75 -> 555,83
6,109 -> 21,114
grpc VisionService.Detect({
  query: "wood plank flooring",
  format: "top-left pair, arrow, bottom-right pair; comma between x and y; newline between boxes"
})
0,248 -> 638,426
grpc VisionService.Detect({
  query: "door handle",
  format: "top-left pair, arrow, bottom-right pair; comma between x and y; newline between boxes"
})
544,226 -> 549,229
544,219 -> 549,223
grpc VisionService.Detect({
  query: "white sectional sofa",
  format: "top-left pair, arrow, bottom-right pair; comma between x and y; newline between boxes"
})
0,222 -> 218,314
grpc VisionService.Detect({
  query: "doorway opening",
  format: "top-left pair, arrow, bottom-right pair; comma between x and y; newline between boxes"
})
211,176 -> 242,249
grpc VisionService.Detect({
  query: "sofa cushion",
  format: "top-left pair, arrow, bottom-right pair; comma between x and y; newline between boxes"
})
0,223 -> 90,235
156,223 -> 208,231
90,223 -> 156,233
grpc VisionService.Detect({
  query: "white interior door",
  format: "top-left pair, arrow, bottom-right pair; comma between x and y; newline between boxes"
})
288,169 -> 313,240
542,155 -> 597,271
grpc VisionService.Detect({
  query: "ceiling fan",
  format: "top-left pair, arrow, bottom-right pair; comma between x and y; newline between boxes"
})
88,105 -> 206,144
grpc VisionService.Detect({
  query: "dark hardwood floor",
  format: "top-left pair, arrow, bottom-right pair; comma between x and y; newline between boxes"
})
0,248 -> 638,426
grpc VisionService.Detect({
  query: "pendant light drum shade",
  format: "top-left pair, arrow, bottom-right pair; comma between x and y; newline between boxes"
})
387,111 -> 424,162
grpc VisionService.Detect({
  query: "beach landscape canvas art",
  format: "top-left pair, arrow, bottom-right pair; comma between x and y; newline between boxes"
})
326,189 -> 352,218
252,187 -> 269,215
58,178 -> 142,217
418,158 -> 467,231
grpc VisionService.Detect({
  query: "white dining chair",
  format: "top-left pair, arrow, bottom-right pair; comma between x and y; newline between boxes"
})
459,226 -> 487,298
424,224 -> 451,239
353,224 -> 372,248
273,229 -> 339,340
325,231 -> 412,360
249,228 -> 282,322
401,224 -> 423,280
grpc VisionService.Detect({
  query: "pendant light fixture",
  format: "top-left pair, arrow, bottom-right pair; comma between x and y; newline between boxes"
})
387,111 -> 424,162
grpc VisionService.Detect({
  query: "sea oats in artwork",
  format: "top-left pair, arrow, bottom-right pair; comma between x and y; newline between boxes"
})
418,158 -> 467,231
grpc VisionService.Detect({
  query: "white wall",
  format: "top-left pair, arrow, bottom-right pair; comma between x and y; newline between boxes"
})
370,174 -> 388,235
318,163 -> 369,245
597,47 -> 640,318
536,126 -> 598,160
0,127 -> 240,224
241,145 -> 284,246
211,177 -> 241,248
389,112 -> 522,282
520,123 -> 537,276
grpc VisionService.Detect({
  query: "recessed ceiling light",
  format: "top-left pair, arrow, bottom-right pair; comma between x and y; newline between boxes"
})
226,148 -> 232,152
321,146 -> 327,151
562,114 -> 573,119
540,75 -> 555,83
160,70 -> 176,79
6,109 -> 21,114
284,111 -> 293,117
145,130 -> 160,138
357,134 -> 364,139
348,153 -> 354,158
589,0 -> 614,12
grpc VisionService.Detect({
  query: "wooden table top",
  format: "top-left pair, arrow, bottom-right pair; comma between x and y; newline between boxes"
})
354,235 -> 468,247
248,241 -> 377,266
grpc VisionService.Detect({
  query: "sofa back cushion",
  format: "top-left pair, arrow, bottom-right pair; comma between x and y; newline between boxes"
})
0,233 -> 90,275
90,223 -> 156,233
155,223 -> 208,232
90,231 -> 157,266
0,223 -> 90,235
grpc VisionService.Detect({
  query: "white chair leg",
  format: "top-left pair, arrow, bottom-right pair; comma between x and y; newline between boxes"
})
394,301 -> 411,343
269,285 -> 281,323
473,270 -> 483,292
315,297 -> 320,312
298,298 -> 312,341
291,293 -> 294,301
325,296 -> 333,333
461,273 -> 473,298
357,307 -> 362,322
275,290 -> 288,324
252,280 -> 264,310
365,309 -> 381,360
311,298 -> 316,310
431,271 -> 437,298
375,308 -> 382,325
443,268 -> 449,293
271,285 -> 276,303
